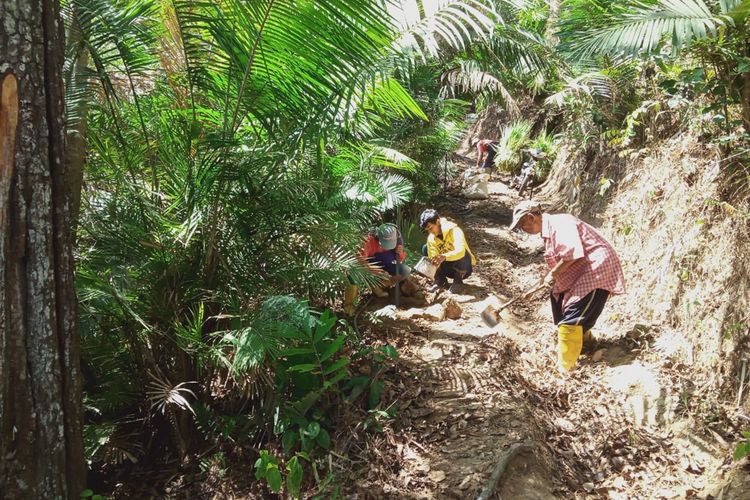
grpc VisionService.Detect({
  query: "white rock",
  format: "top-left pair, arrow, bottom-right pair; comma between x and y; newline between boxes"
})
423,303 -> 446,321
428,470 -> 447,482
397,308 -> 425,319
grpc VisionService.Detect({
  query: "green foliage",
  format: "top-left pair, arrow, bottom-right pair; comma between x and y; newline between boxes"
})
556,0 -> 750,60
199,452 -> 228,479
65,0 -> 750,492
70,0 -> 500,473
734,431 -> 750,459
390,0 -> 499,60
255,450 -> 283,493
80,489 -> 106,500
493,120 -> 533,172
556,0 -> 750,142
286,455 -> 304,498
529,131 -> 559,181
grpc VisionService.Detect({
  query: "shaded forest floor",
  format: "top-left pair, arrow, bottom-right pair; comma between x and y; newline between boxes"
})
343,160 -> 750,499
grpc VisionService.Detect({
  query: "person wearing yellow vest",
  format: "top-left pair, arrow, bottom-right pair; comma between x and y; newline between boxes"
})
419,209 -> 477,293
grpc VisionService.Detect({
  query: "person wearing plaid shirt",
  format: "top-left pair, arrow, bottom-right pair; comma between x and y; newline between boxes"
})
509,200 -> 625,373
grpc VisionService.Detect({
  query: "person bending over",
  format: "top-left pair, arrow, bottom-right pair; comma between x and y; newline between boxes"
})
344,223 -> 411,314
472,138 -> 499,174
508,200 -> 625,373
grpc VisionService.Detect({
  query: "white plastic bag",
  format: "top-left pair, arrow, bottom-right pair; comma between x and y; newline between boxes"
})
462,173 -> 490,200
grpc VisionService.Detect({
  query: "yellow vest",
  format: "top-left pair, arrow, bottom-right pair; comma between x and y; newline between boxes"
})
426,218 -> 477,264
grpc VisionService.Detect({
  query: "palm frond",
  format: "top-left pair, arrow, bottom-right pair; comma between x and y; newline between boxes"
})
84,423 -> 142,464
390,0 -> 498,60
725,0 -> 750,21
545,70 -> 617,106
173,0 -> 399,139
441,59 -> 520,117
559,0 -> 722,58
147,371 -> 197,415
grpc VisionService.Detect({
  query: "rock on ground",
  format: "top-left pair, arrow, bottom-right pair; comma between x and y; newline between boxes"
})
443,298 -> 463,319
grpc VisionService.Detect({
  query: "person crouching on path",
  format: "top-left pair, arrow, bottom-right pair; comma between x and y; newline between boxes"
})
508,200 -> 625,373
344,223 -> 411,315
420,209 -> 477,294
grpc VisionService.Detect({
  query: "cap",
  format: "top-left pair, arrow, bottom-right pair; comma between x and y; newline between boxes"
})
376,223 -> 399,250
419,208 -> 439,229
508,200 -> 542,231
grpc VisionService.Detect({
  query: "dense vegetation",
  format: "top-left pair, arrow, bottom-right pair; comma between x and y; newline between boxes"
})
56,0 -> 750,495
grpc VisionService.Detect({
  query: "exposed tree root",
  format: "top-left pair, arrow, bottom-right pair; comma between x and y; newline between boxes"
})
477,440 -> 536,500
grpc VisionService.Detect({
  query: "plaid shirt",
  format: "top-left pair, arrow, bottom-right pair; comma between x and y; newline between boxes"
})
542,213 -> 625,309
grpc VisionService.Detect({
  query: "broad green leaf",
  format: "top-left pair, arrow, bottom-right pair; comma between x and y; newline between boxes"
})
282,430 -> 299,453
379,345 -> 398,359
289,363 -> 318,373
346,376 -> 370,401
323,357 -> 349,375
369,379 -> 384,409
316,428 -> 331,449
305,421 -> 321,439
314,311 -> 337,343
320,334 -> 347,361
279,347 -> 316,356
292,390 -> 323,415
286,456 -> 304,498
266,465 -> 282,492
323,368 -> 349,387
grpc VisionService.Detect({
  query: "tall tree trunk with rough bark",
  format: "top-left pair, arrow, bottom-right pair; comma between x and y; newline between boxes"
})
0,0 -> 85,498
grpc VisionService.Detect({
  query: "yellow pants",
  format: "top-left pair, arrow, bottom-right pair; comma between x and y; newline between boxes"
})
558,324 -> 583,372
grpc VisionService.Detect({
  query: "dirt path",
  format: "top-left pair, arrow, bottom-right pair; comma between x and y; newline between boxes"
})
350,164 -> 740,499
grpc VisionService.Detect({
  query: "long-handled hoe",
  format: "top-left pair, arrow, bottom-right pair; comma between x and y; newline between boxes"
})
480,279 -> 549,328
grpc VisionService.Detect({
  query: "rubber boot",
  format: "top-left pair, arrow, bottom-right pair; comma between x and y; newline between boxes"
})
344,284 -> 358,316
558,324 -> 583,372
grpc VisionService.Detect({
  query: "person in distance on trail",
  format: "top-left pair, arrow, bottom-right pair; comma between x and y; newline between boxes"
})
472,138 -> 499,174
419,209 -> 477,294
508,200 -> 625,373
344,223 -> 414,315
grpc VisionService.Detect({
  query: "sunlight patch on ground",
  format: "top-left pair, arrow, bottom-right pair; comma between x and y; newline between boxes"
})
606,362 -> 674,427
480,226 -> 507,238
488,181 -> 513,195
652,328 -> 692,358
427,320 -> 501,339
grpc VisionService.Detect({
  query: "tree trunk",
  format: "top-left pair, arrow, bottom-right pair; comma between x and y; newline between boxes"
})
0,0 -> 85,498
544,0 -> 561,45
